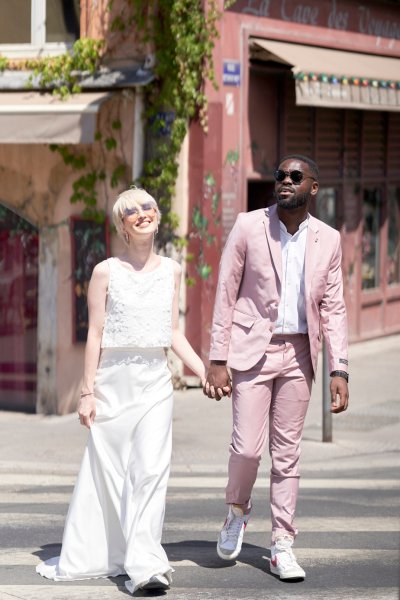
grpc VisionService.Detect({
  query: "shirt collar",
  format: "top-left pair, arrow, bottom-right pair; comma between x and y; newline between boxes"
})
279,215 -> 309,235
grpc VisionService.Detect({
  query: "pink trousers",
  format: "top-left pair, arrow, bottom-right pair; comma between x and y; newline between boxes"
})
226,334 -> 313,541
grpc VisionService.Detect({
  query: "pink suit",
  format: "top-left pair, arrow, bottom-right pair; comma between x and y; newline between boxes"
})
209,204 -> 348,539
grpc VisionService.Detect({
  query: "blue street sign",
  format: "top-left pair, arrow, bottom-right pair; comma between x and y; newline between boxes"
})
223,60 -> 241,86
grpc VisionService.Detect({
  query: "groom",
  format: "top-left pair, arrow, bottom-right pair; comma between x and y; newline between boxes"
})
204,154 -> 349,580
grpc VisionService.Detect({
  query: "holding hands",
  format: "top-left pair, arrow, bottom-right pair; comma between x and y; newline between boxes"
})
203,361 -> 232,400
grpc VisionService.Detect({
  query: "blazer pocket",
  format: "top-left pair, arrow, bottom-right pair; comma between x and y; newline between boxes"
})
232,309 -> 257,329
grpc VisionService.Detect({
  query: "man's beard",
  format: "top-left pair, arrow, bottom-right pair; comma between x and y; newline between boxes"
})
274,190 -> 309,210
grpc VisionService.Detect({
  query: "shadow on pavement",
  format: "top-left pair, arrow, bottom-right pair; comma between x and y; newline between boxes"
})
33,543 -> 61,561
164,540 -> 305,584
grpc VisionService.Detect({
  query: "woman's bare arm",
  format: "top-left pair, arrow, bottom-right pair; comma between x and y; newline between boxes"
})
170,262 -> 206,383
78,261 -> 109,428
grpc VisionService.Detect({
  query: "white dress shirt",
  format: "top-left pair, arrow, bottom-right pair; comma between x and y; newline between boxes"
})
275,218 -> 308,334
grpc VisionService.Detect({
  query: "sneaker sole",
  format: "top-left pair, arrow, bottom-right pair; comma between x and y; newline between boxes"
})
270,564 -> 306,580
217,542 -> 242,561
140,581 -> 170,590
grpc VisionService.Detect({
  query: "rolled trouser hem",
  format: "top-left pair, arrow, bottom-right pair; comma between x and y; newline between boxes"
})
224,496 -> 252,514
271,527 -> 298,543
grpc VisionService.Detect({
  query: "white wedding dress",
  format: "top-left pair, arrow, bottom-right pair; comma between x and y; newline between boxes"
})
36,257 -> 175,593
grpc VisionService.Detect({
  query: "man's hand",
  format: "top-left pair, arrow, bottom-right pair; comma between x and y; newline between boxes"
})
330,376 -> 349,414
203,362 -> 232,400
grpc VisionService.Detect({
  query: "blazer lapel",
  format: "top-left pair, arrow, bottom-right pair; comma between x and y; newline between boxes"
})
305,215 -> 320,294
263,204 -> 282,285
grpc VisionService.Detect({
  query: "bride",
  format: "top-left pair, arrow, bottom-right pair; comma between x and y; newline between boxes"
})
36,188 -> 205,593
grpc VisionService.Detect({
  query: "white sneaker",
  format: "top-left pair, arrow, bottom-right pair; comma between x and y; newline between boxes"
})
270,536 -> 306,580
139,573 -> 170,590
217,505 -> 249,560
125,572 -> 172,594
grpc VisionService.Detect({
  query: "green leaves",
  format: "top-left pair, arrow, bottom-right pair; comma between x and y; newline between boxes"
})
50,145 -> 86,170
131,0 -> 222,251
26,38 -> 104,99
198,263 -> 212,280
34,2 -> 223,274
226,149 -> 239,165
192,206 -> 209,232
105,137 -> 117,151
71,172 -> 98,205
0,56 -> 8,72
111,164 -> 126,188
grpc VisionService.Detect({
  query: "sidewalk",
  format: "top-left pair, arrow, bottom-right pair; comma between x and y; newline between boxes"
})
0,334 -> 399,599
171,333 -> 400,470
2,334 -> 399,470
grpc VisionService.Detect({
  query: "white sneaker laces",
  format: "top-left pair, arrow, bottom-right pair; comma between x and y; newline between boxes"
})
225,514 -> 245,541
275,539 -> 297,567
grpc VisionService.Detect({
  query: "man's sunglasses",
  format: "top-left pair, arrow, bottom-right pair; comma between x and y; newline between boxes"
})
274,169 -> 316,185
123,202 -> 156,219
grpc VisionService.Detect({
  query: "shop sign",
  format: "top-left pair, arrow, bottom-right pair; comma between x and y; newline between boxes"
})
228,0 -> 400,43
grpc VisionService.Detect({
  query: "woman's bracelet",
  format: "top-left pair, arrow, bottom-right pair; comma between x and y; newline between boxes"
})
80,392 -> 94,398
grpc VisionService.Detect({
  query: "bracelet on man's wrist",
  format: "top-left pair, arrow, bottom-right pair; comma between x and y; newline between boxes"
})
330,370 -> 349,382
80,391 -> 94,398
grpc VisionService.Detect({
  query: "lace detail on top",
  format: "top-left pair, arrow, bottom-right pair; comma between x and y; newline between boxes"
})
101,257 -> 175,348
98,348 -> 167,370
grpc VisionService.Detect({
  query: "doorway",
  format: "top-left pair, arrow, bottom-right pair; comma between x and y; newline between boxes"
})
0,205 -> 38,411
247,180 -> 275,212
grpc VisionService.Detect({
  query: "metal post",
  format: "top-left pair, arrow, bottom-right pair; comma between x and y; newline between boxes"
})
322,342 -> 333,442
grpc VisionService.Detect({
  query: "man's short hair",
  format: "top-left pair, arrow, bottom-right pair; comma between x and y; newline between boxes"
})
279,154 -> 319,180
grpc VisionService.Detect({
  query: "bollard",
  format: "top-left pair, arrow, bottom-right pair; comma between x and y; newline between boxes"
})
322,341 -> 333,442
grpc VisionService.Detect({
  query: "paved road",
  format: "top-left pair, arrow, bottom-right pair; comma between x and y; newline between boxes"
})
0,335 -> 399,599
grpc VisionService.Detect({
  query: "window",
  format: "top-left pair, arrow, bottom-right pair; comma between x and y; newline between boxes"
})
387,186 -> 400,286
316,187 -> 337,229
362,189 -> 381,290
0,0 -> 80,57
70,217 -> 109,343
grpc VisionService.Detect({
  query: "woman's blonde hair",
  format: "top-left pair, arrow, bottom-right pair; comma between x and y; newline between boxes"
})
112,187 -> 161,239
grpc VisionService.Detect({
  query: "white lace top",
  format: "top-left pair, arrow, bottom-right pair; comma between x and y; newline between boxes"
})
101,257 -> 175,349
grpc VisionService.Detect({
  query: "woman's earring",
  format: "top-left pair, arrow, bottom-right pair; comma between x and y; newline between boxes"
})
124,232 -> 130,245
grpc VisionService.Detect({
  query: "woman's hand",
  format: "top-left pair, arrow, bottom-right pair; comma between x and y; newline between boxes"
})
77,394 -> 96,429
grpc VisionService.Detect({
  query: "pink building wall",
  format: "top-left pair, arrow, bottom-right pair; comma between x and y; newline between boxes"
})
186,0 -> 400,362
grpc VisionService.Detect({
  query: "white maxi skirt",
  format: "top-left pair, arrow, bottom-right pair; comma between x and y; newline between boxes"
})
36,347 -> 174,593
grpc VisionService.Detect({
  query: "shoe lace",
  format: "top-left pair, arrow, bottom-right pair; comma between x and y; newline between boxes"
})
226,514 -> 245,540
274,539 -> 297,567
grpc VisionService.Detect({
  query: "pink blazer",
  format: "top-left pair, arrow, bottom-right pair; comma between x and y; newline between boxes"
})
209,204 -> 348,377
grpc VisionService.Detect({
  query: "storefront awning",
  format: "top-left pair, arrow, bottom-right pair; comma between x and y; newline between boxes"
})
0,92 -> 110,143
251,38 -> 400,112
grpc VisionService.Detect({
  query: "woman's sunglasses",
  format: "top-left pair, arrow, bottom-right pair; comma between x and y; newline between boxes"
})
123,202 -> 156,220
274,169 -> 316,185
